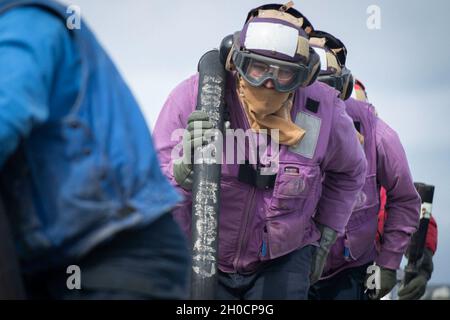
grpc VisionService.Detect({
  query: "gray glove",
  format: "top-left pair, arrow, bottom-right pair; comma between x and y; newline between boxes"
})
398,248 -> 434,300
367,266 -> 397,300
173,111 -> 213,190
310,224 -> 337,285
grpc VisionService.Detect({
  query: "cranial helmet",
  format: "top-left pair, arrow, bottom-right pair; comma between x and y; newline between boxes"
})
309,30 -> 354,100
220,2 -> 321,92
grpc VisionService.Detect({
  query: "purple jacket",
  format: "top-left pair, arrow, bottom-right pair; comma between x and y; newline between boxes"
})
322,98 -> 420,278
153,73 -> 367,274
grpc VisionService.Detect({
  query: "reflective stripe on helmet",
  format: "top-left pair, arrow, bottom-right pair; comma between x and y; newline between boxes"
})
244,21 -> 299,58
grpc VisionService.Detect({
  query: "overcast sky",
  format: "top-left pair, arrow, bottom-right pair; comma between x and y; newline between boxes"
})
67,0 -> 450,284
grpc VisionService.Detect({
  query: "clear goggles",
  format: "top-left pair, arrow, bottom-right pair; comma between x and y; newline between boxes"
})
317,67 -> 352,95
318,74 -> 346,93
232,50 -> 309,93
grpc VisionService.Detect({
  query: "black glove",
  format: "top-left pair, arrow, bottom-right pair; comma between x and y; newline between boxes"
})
366,266 -> 397,300
398,248 -> 434,300
173,111 -> 213,190
310,224 -> 337,285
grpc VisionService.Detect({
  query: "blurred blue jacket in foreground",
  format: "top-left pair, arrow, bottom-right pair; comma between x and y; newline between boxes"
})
0,0 -> 181,273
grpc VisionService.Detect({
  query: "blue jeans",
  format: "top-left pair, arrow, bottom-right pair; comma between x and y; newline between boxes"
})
216,245 -> 314,300
24,213 -> 190,300
308,263 -> 372,300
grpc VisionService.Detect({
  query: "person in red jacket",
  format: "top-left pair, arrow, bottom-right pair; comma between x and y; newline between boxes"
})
354,81 -> 438,300
377,187 -> 438,255
377,186 -> 437,299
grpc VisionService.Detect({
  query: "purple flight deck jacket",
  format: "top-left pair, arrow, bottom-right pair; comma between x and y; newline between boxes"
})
153,74 -> 367,274
322,98 -> 420,278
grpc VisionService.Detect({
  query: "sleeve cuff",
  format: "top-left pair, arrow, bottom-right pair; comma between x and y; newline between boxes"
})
376,249 -> 404,270
314,211 -> 348,235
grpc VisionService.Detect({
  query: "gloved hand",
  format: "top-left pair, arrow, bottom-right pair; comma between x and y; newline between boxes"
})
398,248 -> 434,300
173,111 -> 213,190
367,266 -> 397,300
310,224 -> 337,285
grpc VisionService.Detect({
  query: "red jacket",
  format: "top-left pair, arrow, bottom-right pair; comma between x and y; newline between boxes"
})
377,187 -> 438,254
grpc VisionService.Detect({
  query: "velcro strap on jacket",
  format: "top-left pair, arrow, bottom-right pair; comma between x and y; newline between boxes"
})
238,161 -> 277,190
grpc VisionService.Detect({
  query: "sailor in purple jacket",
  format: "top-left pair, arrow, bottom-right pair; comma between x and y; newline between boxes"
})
308,31 -> 420,300
153,4 -> 366,299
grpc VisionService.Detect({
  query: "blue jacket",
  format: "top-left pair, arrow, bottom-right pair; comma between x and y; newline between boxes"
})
0,0 -> 181,273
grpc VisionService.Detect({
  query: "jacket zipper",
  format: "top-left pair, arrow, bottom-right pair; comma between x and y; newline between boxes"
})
233,186 -> 256,272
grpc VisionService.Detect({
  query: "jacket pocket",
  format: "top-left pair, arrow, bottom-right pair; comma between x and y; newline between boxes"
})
61,116 -> 119,203
352,174 -> 379,212
264,212 -> 311,260
344,210 -> 378,261
343,174 -> 379,261
62,116 -> 95,160
268,161 -> 320,218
